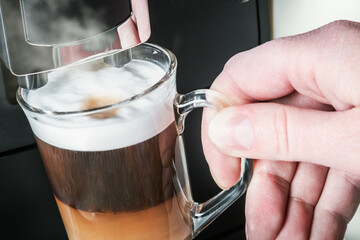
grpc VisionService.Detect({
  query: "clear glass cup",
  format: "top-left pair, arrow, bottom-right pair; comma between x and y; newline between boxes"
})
17,43 -> 252,240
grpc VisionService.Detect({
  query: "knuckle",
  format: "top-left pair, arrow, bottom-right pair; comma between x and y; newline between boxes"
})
320,20 -> 360,49
323,20 -> 360,34
289,196 -> 316,211
274,109 -> 291,159
341,171 -> 360,196
320,206 -> 349,225
273,108 -> 291,159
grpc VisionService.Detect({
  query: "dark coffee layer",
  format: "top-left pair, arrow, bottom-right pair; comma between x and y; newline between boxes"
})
36,124 -> 177,213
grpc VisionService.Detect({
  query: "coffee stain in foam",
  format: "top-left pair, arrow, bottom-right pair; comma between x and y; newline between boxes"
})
81,95 -> 121,119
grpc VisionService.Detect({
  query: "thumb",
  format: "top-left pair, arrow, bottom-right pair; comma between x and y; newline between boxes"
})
208,103 -> 360,174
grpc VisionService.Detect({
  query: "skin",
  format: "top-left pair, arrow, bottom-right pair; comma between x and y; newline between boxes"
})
201,20 -> 360,240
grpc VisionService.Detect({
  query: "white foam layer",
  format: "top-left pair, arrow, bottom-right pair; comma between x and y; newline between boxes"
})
24,59 -> 176,151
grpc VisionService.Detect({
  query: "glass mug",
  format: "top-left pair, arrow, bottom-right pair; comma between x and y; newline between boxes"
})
17,43 -> 253,240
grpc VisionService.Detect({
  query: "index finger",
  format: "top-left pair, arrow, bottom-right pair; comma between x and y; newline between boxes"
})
211,20 -> 360,108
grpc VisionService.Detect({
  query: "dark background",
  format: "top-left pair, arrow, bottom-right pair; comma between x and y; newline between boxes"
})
0,0 -> 270,239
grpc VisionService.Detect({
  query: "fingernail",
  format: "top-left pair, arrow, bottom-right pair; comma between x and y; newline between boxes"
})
208,110 -> 254,151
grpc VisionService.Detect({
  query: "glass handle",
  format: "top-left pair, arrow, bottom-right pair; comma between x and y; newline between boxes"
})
173,89 -> 253,238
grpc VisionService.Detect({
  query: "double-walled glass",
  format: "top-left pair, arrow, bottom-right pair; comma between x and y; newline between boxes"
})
17,43 -> 252,240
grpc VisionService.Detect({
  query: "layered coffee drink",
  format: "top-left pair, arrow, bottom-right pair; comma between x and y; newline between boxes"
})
21,54 -> 191,239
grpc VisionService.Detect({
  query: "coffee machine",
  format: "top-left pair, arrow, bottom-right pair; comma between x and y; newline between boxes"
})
0,0 -> 270,239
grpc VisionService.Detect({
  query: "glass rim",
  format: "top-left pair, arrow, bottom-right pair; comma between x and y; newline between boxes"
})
16,43 -> 177,117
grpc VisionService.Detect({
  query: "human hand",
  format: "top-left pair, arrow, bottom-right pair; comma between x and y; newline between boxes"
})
201,20 -> 360,239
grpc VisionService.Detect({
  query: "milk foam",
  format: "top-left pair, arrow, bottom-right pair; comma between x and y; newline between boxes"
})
24,59 -> 176,151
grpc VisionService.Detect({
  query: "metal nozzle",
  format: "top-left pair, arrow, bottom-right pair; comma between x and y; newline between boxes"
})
17,73 -> 48,89
104,49 -> 132,68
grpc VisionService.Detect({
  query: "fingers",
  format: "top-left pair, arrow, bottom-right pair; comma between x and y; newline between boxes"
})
207,103 -> 360,176
246,161 -> 360,240
310,169 -> 360,240
245,160 -> 297,240
202,92 -> 332,189
275,163 -> 329,240
244,95 -> 332,240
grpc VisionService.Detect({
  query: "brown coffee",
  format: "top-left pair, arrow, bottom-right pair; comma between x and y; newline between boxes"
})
36,123 -> 191,240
